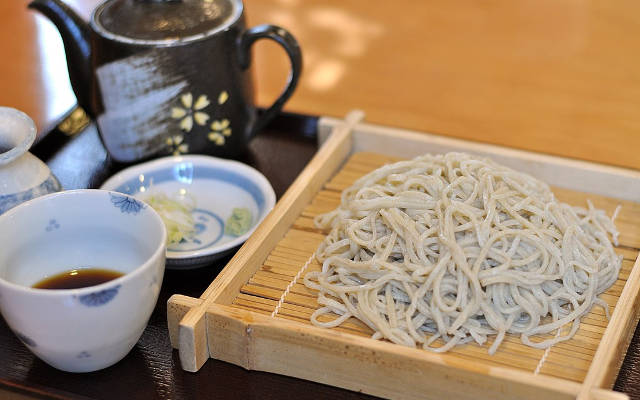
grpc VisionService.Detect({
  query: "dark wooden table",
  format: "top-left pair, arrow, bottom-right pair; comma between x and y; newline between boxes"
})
1,115 -> 640,399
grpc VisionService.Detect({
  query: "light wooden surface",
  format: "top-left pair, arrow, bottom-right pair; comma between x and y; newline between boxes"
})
0,1 -> 76,136
1,1 -> 638,168
247,0 -> 640,170
169,119 -> 640,398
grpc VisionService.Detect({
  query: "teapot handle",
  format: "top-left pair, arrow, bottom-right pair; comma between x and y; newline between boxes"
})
237,25 -> 302,138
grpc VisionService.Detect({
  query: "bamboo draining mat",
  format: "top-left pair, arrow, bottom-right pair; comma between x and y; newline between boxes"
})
232,151 -> 640,384
169,113 -> 640,399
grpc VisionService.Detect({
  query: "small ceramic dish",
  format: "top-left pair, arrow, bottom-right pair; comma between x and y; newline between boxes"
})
100,155 -> 276,269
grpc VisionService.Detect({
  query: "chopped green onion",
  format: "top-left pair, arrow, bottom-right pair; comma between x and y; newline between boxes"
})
144,191 -> 196,245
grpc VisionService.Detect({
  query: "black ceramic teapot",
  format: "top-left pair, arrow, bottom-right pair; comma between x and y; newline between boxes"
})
30,0 -> 302,162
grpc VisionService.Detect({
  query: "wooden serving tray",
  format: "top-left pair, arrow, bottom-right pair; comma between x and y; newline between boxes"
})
168,112 -> 640,400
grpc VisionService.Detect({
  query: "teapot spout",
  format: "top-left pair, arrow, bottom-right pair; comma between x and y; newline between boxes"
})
28,0 -> 94,116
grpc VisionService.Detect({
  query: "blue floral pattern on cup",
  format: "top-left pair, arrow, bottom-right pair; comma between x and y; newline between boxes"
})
77,285 -> 121,307
77,351 -> 91,359
109,193 -> 145,214
0,174 -> 61,215
45,219 -> 60,232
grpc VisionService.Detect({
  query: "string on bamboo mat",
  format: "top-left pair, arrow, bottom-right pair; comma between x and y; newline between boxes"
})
533,329 -> 562,375
271,252 -> 317,318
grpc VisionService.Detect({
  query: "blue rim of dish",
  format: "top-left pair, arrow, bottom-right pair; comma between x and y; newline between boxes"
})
111,163 -> 266,213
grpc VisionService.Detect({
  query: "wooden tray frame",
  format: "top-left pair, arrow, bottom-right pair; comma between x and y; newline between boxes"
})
168,111 -> 640,400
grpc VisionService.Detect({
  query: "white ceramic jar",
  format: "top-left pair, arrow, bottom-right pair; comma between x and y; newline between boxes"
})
0,107 -> 61,214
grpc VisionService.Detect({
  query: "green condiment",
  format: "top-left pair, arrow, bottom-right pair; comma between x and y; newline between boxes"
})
225,207 -> 252,236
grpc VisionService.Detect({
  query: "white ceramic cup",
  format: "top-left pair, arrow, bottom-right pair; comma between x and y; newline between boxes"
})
0,189 -> 167,372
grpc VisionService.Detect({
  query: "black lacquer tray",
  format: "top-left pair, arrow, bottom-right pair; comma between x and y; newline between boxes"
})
0,112 -> 638,400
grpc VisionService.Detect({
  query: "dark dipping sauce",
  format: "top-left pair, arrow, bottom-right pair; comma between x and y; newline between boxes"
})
33,268 -> 124,290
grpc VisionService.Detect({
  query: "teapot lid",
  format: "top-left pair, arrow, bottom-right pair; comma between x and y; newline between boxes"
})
93,0 -> 242,44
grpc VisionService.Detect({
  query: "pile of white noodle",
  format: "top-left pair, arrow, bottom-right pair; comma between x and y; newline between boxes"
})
304,152 -> 622,354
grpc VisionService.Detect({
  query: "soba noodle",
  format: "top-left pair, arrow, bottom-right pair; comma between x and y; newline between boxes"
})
303,152 -> 622,354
